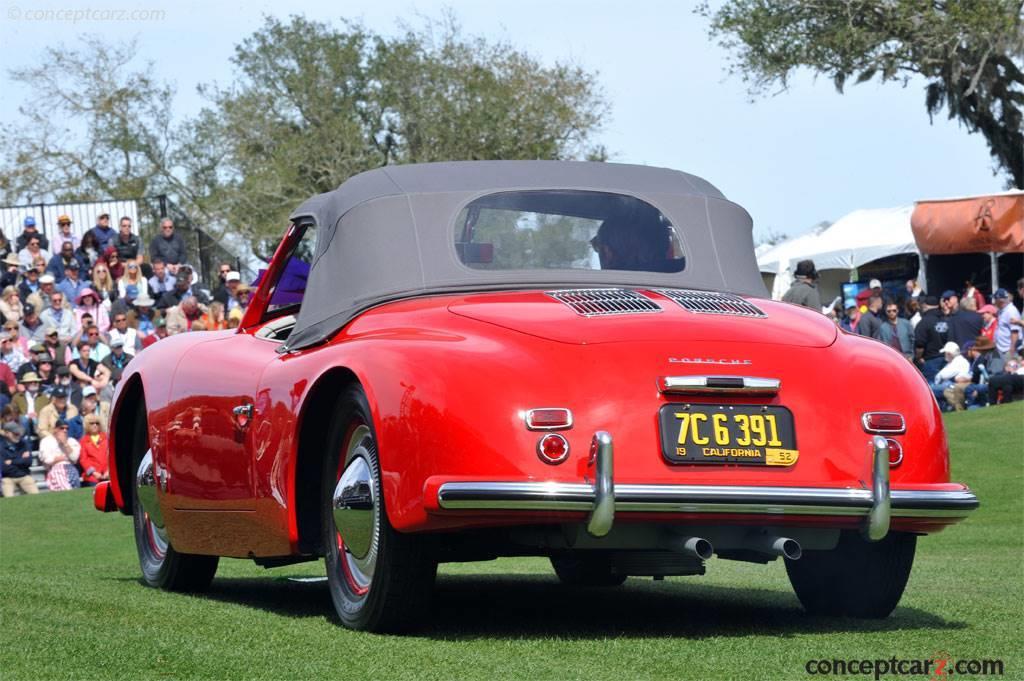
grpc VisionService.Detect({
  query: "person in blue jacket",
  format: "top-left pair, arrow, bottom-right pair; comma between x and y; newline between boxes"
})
2,421 -> 39,496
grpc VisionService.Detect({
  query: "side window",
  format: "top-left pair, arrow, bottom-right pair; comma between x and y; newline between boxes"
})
265,223 -> 316,316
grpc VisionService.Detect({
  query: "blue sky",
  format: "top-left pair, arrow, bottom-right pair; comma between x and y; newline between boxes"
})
0,0 -> 1004,241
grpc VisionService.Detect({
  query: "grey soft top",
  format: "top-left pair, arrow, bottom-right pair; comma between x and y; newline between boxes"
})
284,160 -> 766,351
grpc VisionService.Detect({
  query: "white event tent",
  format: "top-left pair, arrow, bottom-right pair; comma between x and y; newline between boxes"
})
757,205 -> 924,300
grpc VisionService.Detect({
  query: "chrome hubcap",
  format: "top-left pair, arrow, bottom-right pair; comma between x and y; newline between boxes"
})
136,449 -> 169,550
333,456 -> 374,559
334,425 -> 378,589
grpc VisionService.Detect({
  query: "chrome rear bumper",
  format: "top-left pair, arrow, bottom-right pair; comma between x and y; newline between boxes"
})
436,434 -> 978,540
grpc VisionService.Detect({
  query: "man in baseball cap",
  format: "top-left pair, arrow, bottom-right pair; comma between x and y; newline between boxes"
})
38,384 -> 79,439
942,288 -> 982,348
931,341 -> 971,410
993,288 -> 1021,362
39,416 -> 82,491
855,278 -> 884,311
979,304 -> 998,341
16,216 -> 49,251
1,421 -> 39,496
90,213 -> 114,252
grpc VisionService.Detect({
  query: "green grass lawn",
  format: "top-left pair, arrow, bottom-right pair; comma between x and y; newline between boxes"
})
2,404 -> 1022,680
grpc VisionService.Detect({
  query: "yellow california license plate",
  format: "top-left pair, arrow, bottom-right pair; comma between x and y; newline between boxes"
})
658,404 -> 798,466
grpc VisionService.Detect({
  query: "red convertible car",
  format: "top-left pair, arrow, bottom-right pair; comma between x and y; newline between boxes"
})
94,161 -> 978,632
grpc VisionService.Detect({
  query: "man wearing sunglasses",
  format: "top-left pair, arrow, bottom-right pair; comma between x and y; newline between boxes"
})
72,326 -> 111,364
149,218 -> 188,275
0,332 -> 28,373
107,312 -> 141,356
17,235 -> 49,271
879,302 -> 914,360
15,216 -> 49,252
52,214 -> 78,253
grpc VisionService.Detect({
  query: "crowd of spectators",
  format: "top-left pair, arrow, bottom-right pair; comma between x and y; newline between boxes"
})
784,259 -> 1024,410
0,213 -> 249,496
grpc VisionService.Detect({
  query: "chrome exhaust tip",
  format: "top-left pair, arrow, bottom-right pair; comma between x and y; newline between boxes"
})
672,535 -> 714,561
747,534 -> 802,560
773,537 -> 802,560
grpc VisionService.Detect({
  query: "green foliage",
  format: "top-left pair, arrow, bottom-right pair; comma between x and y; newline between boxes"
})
0,37 -> 183,204
0,15 -> 608,258
185,14 -> 607,256
699,0 -> 1024,188
0,404 -> 1020,679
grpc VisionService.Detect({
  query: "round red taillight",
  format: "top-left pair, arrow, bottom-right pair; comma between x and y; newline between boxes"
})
537,433 -> 570,464
886,438 -> 903,466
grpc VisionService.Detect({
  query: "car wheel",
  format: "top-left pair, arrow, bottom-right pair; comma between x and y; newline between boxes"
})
131,404 -> 218,591
785,530 -> 916,618
550,555 -> 627,587
322,385 -> 437,632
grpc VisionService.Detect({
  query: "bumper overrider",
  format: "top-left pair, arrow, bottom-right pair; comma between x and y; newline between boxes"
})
436,433 -> 979,541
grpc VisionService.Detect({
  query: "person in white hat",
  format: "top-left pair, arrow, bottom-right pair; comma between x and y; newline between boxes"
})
932,341 -> 971,410
1,253 -> 22,289
28,272 -> 58,314
129,293 -> 159,341
78,385 -> 110,432
855,278 -> 884,312
213,269 -> 244,310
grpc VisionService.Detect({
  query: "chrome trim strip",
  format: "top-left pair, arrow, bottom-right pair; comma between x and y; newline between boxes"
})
861,411 -> 906,434
586,432 -> 614,537
436,482 -> 978,518
865,436 -> 891,541
659,376 -> 781,395
890,489 -> 980,508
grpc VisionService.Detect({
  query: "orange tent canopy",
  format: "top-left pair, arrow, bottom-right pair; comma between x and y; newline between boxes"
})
911,191 -> 1024,254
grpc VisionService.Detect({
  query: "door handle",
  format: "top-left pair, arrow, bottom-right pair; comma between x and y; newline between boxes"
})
233,404 -> 254,429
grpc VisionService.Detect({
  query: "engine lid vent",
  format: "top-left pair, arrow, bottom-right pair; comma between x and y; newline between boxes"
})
545,288 -> 662,317
654,288 -> 766,318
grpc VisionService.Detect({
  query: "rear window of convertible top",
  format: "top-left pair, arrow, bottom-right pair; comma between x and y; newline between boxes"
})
454,190 -> 686,274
